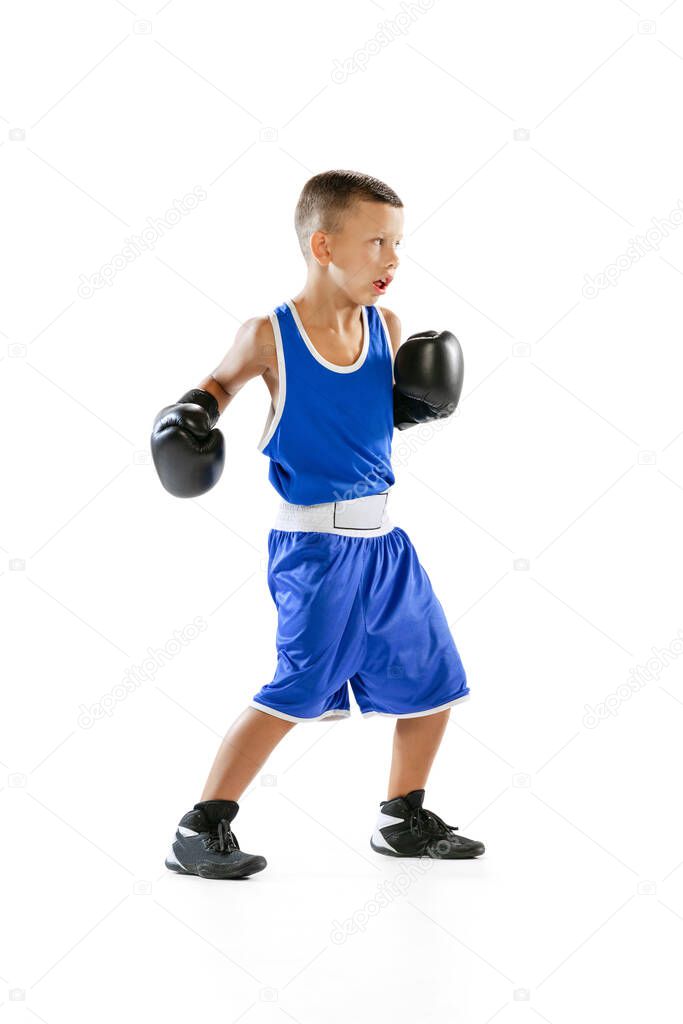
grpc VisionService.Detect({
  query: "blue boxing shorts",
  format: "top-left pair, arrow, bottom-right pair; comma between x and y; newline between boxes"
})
250,492 -> 470,722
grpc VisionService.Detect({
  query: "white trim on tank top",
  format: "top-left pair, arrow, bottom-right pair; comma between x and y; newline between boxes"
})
374,305 -> 393,361
256,300 -> 377,452
256,311 -> 287,452
286,299 -> 370,374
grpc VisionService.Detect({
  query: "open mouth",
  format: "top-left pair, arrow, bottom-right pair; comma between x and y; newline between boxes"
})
372,275 -> 392,294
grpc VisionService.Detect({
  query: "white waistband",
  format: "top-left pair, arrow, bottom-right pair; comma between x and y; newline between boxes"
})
273,491 -> 394,537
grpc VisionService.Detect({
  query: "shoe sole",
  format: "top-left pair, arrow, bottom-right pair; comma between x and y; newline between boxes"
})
165,853 -> 267,880
370,840 -> 485,860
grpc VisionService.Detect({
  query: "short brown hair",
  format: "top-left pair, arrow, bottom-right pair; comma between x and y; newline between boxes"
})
294,169 -> 403,263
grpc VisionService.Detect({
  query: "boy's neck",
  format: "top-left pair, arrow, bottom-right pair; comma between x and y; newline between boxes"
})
292,276 -> 363,334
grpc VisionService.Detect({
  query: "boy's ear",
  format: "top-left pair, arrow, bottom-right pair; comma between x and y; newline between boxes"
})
310,230 -> 332,266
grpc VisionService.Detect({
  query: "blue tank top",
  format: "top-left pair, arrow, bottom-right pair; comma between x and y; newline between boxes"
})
257,298 -> 395,505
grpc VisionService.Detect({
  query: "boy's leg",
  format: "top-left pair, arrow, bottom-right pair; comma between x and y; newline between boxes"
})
372,706 -> 485,858
200,706 -> 296,802
386,707 -> 450,800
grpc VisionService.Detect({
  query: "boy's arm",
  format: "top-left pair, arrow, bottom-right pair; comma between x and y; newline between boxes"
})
151,317 -> 274,498
197,316 -> 275,415
379,306 -> 402,373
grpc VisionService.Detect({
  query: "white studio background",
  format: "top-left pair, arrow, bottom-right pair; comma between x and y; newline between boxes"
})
2,0 -> 683,1020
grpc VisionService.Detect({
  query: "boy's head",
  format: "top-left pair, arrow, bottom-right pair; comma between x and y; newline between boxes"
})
294,170 -> 404,304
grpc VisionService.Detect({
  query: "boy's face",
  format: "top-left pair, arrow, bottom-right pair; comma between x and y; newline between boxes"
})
315,199 -> 404,305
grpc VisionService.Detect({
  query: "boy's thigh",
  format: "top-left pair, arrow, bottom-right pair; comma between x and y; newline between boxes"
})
253,530 -> 367,721
350,527 -> 469,716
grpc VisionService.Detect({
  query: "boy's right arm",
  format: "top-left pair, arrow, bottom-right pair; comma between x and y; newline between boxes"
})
197,316 -> 274,414
150,317 -> 274,498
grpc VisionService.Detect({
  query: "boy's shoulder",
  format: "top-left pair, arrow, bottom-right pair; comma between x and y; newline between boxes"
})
233,315 -> 276,351
378,305 -> 401,356
237,314 -> 273,339
232,315 -> 277,373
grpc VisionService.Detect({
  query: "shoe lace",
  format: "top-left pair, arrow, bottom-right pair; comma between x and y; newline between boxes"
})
205,818 -> 241,854
408,807 -> 459,840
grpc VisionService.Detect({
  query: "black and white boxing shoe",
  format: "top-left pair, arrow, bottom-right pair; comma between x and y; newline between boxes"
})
165,799 -> 267,879
370,789 -> 485,859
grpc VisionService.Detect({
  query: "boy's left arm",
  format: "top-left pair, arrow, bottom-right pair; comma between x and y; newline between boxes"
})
379,306 -> 402,368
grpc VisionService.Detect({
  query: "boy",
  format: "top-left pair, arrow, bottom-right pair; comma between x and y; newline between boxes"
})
151,170 -> 485,880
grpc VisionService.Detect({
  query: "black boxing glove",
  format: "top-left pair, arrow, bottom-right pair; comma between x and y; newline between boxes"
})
151,388 -> 225,498
393,330 -> 464,431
